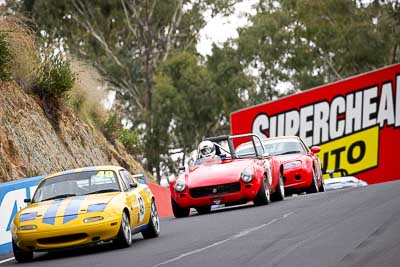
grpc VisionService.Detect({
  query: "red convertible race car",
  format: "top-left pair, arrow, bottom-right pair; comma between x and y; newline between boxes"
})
169,134 -> 285,218
241,136 -> 325,195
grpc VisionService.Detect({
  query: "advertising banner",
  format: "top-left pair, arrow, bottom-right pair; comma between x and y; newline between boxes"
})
0,177 -> 41,255
230,64 -> 400,184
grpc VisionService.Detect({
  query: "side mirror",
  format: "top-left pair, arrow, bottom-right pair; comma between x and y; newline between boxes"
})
132,173 -> 147,184
130,183 -> 138,188
24,198 -> 31,203
178,166 -> 185,172
310,146 -> 320,153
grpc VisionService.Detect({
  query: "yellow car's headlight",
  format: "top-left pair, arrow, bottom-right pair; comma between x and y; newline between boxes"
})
18,225 -> 37,230
83,216 -> 104,223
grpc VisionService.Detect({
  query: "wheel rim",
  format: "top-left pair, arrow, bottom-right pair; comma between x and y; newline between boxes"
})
314,175 -> 319,191
279,175 -> 285,197
122,213 -> 132,244
264,177 -> 270,201
151,202 -> 160,233
312,169 -> 319,192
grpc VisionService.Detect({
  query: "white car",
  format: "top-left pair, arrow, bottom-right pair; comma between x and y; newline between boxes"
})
324,176 -> 368,191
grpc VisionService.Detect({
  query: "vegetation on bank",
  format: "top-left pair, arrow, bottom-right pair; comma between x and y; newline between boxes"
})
0,16 -> 141,165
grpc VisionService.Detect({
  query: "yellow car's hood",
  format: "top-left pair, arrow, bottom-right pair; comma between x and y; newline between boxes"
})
19,193 -> 119,225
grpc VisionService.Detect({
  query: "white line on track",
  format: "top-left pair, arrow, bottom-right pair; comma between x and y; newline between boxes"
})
152,212 -> 294,267
0,257 -> 15,264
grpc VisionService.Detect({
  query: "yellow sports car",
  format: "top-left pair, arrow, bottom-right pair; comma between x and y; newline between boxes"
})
11,166 -> 160,262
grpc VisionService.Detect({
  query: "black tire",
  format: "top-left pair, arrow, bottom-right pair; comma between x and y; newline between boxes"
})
114,211 -> 132,248
12,240 -> 33,263
142,199 -> 160,239
253,175 -> 271,205
306,168 -> 319,194
319,177 -> 326,192
171,198 -> 190,218
195,206 -> 211,215
271,172 -> 285,202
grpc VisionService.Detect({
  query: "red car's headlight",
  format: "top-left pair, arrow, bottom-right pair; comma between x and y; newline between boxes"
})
174,179 -> 186,192
283,161 -> 302,169
241,169 -> 254,183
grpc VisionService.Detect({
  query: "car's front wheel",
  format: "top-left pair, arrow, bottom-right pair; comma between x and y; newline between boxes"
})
306,168 -> 319,194
254,175 -> 271,205
171,198 -> 190,218
142,199 -> 160,239
12,240 -> 33,263
115,211 -> 132,248
271,172 -> 285,201
319,177 -> 326,192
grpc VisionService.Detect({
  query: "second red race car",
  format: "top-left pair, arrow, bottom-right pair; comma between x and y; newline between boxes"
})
236,136 -> 325,195
169,134 -> 285,218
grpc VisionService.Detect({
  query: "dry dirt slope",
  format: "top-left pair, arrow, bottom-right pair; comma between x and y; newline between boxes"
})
0,81 -> 146,182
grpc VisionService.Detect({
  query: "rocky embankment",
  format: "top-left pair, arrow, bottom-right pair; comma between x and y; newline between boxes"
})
0,81 -> 145,182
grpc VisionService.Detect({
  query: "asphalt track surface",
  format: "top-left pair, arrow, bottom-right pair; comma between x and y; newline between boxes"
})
2,180 -> 400,267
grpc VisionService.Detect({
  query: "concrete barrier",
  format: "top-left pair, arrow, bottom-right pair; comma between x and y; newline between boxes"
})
0,175 -> 172,255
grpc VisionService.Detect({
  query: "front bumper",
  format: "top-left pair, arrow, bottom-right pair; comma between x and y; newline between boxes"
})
283,166 -> 313,189
172,181 -> 260,208
13,217 -> 121,252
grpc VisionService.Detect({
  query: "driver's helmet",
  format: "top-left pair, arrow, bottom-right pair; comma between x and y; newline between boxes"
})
198,140 -> 215,158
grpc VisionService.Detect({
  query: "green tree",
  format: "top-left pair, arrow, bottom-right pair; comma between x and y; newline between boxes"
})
206,43 -> 255,131
237,0 -> 400,101
11,0 -> 239,122
9,0 -> 242,181
150,52 -> 220,177
149,49 -> 254,177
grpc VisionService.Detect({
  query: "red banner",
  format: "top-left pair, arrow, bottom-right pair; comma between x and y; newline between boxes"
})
230,64 -> 400,184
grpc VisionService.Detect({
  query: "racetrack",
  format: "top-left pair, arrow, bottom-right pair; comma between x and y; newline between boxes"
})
2,180 -> 400,267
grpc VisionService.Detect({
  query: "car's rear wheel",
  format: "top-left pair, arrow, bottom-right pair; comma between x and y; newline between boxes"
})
306,168 -> 319,194
195,206 -> 211,215
271,172 -> 285,201
13,240 -> 33,263
115,211 -> 132,248
171,198 -> 190,218
142,199 -> 160,239
254,175 -> 271,205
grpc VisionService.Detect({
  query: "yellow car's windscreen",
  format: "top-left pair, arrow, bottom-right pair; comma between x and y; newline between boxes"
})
32,170 -> 121,203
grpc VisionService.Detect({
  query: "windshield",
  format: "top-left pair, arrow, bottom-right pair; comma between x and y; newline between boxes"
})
32,170 -> 121,203
263,140 -> 305,156
235,143 -> 264,158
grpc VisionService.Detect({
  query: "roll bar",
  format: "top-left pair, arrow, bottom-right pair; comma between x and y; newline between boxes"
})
204,133 -> 265,158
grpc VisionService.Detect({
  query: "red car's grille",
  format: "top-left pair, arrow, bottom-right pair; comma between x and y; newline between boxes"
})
189,182 -> 241,198
37,233 -> 88,245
